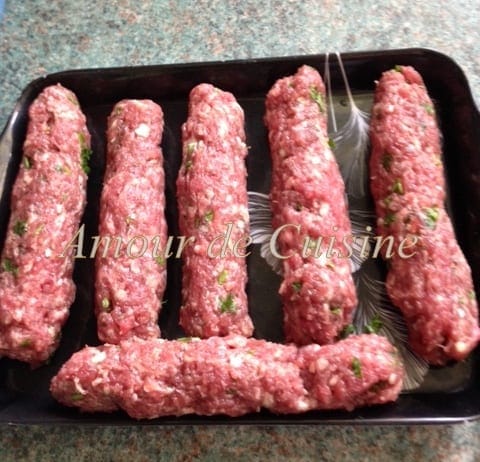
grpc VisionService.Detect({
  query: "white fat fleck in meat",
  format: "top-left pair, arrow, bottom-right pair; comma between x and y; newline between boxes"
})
319,202 -> 330,217
225,336 -> 248,348
388,373 -> 398,385
145,273 -> 160,289
315,357 -> 329,372
323,148 -> 334,161
236,219 -> 246,231
262,392 -> 274,408
23,174 -> 33,185
314,253 -> 328,266
73,377 -> 87,395
295,399 -> 311,412
54,214 -> 67,228
115,289 -> 128,302
58,109 -> 80,120
12,308 -> 24,322
143,378 -> 174,394
454,341 -> 468,354
90,350 -> 107,364
407,138 -> 421,152
92,377 -> 104,387
328,375 -> 339,387
272,350 -> 283,360
337,264 -> 351,277
47,326 -> 57,337
135,123 -> 151,138
229,354 -> 243,368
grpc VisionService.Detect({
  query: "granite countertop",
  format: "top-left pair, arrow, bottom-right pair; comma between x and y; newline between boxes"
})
1,1 -> 480,460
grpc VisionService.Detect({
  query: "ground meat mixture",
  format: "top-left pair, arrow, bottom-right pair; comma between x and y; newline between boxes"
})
50,333 -> 403,418
0,84 -> 89,365
95,100 -> 167,343
264,65 -> 357,345
369,65 -> 480,364
176,84 -> 253,338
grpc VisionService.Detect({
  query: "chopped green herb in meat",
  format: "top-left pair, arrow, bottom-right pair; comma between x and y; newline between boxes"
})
383,212 -> 395,226
195,210 -> 214,227
186,142 -> 196,155
13,220 -> 27,236
78,132 -> 92,174
23,156 -> 33,169
363,315 -> 383,334
351,357 -> 362,378
55,164 -> 71,175
217,269 -> 228,285
155,255 -> 166,266
424,207 -> 439,229
292,281 -> 302,293
184,141 -> 197,171
330,305 -> 342,315
340,324 -> 356,339
383,195 -> 393,209
2,258 -> 18,276
424,103 -> 435,116
219,293 -> 236,314
326,261 -> 336,270
309,86 -> 325,113
66,94 -> 79,106
392,179 -> 404,195
35,224 -> 45,235
204,210 -> 214,223
382,153 -> 393,172
101,297 -> 111,312
369,380 -> 389,394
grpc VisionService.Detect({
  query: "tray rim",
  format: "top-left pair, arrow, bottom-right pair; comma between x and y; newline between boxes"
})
0,47 -> 479,426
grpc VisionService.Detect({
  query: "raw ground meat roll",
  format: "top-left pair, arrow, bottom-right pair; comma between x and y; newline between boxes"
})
176,84 -> 253,338
369,65 -> 480,364
0,84 -> 90,365
50,333 -> 403,418
264,65 -> 357,345
95,100 -> 167,343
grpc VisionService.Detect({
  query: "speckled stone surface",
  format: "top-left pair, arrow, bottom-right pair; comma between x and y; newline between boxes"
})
0,1 -> 480,460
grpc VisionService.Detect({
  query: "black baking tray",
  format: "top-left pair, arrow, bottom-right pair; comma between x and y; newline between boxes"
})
0,48 -> 479,425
